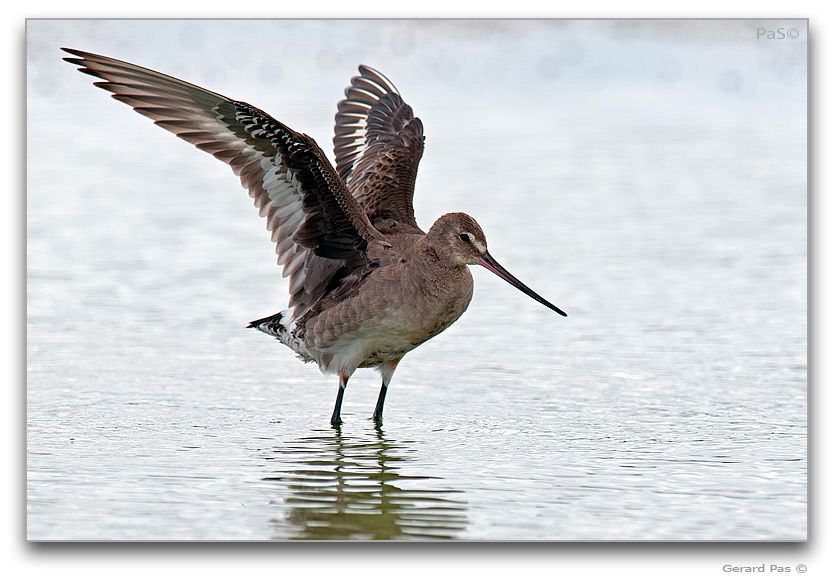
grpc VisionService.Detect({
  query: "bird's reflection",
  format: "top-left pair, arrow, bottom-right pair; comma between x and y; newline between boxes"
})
263,424 -> 467,540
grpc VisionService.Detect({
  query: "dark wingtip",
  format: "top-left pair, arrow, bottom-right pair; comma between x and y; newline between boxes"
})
61,48 -> 90,69
61,47 -> 86,60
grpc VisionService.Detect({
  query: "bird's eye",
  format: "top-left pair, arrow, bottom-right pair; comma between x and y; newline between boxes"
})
458,233 -> 471,243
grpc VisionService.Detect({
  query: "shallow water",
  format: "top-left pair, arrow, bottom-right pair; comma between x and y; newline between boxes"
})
27,19 -> 806,541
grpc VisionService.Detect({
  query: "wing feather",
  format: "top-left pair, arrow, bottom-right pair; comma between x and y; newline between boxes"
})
333,65 -> 425,235
63,48 -> 387,317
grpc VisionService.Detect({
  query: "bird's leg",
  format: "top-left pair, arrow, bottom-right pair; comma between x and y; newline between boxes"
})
373,358 -> 400,424
372,386 -> 387,424
331,373 -> 349,426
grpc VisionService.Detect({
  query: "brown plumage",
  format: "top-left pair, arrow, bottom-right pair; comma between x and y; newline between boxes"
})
63,48 -> 566,425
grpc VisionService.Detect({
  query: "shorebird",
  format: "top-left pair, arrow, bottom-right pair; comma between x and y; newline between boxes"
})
64,48 -> 567,425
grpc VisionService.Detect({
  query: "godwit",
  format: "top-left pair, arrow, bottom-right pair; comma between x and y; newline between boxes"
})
63,48 -> 567,425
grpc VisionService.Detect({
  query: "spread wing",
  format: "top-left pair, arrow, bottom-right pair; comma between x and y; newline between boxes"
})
63,48 -> 387,317
334,65 -> 425,235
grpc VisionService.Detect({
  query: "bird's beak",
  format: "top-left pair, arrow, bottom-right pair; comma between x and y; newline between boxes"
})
479,252 -> 567,317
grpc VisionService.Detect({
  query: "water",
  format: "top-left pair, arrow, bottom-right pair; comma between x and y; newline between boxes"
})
26,19 -> 806,541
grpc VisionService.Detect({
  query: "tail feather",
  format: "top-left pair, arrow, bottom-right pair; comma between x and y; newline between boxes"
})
249,308 -> 315,364
248,310 -> 289,338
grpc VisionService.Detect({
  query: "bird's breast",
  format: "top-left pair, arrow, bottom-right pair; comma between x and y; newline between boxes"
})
399,264 -> 474,340
306,260 -> 475,373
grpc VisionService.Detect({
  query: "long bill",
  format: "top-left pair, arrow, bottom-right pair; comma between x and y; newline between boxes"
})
479,252 -> 567,317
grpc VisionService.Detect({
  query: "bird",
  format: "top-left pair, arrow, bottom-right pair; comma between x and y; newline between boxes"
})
63,48 -> 567,426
